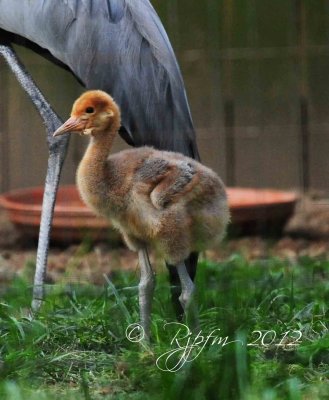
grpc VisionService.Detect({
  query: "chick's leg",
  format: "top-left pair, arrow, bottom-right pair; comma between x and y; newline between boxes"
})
176,261 -> 200,330
166,252 -> 198,319
138,248 -> 155,340
176,262 -> 195,310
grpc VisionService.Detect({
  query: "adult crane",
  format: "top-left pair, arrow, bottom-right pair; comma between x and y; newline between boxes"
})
0,0 -> 200,316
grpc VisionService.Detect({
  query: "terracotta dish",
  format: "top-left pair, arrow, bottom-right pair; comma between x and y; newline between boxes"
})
0,185 -> 297,242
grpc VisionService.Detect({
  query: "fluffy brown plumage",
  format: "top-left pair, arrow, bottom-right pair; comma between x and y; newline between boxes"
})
54,90 -> 229,338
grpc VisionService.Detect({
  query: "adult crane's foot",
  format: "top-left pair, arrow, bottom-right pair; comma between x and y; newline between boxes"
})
31,298 -> 43,313
138,248 -> 155,341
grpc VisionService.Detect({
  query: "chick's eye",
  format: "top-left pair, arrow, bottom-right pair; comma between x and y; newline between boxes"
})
85,107 -> 94,114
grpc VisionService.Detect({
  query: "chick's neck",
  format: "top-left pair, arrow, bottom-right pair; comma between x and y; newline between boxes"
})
84,112 -> 120,160
79,122 -> 118,188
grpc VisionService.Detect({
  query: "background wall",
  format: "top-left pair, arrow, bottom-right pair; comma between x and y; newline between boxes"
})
1,0 -> 329,193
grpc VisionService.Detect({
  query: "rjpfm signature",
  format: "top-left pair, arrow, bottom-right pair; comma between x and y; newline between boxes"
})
126,322 -> 303,372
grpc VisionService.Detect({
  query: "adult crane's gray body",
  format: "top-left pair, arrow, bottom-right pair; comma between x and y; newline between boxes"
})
0,0 -> 199,158
0,0 -> 199,316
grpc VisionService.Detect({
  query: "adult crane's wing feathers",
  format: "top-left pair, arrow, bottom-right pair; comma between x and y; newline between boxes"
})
0,0 -> 199,159
105,0 -> 125,23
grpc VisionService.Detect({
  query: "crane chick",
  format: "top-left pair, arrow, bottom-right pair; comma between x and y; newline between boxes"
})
54,90 -> 229,339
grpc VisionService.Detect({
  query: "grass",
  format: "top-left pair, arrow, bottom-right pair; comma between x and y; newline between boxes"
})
0,252 -> 328,399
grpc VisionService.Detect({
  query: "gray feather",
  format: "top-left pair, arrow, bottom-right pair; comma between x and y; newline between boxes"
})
0,0 -> 199,159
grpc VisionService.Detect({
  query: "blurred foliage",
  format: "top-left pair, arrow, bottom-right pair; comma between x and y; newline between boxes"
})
0,255 -> 328,399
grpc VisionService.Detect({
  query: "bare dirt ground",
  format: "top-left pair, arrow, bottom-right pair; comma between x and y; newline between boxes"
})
1,192 -> 329,286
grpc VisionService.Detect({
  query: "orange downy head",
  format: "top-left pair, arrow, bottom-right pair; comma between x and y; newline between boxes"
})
53,90 -> 121,137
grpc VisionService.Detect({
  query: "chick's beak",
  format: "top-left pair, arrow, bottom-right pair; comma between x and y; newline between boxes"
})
53,117 -> 86,137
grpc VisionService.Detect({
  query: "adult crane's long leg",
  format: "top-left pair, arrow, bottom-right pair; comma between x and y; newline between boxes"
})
0,45 -> 69,311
